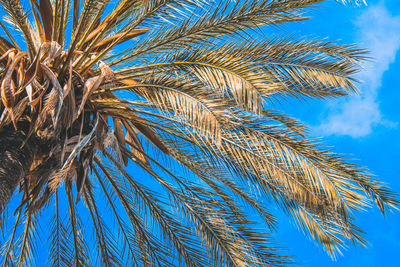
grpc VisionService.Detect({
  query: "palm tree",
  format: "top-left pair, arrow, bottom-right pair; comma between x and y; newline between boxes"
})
0,0 -> 395,265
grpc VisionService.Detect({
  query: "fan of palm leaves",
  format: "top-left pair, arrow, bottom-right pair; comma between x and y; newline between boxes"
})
0,0 -> 396,266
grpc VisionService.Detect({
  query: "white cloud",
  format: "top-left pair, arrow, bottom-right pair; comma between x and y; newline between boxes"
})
315,2 -> 400,137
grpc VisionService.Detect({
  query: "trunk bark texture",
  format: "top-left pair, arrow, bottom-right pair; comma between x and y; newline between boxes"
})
0,130 -> 35,212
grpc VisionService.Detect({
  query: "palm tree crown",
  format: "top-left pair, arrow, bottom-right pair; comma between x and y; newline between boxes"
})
0,0 -> 395,266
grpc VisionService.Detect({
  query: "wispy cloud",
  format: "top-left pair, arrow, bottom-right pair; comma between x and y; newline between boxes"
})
315,2 -> 400,137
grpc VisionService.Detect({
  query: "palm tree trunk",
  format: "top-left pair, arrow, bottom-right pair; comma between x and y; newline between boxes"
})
0,129 -> 35,212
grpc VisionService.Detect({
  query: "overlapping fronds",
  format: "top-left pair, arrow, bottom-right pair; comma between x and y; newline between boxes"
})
0,0 -> 396,266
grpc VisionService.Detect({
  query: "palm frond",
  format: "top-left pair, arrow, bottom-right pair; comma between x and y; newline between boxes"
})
65,180 -> 90,266
0,0 -> 36,55
337,0 -> 366,5
95,157 -> 170,266
111,0 -> 326,65
49,191 -> 74,267
82,182 -> 122,266
16,211 -> 39,267
1,203 -> 24,266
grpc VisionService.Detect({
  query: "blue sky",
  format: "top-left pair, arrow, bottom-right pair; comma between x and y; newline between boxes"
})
274,0 -> 400,265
